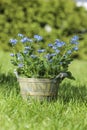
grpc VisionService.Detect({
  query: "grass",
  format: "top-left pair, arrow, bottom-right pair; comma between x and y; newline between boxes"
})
0,51 -> 87,130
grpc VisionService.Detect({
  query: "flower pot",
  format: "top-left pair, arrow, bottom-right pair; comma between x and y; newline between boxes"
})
18,77 -> 59,101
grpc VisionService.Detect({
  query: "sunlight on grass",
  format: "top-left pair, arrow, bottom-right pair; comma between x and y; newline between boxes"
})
0,51 -> 14,73
69,60 -> 87,83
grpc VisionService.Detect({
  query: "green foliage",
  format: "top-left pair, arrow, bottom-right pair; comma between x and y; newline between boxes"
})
0,0 -> 87,59
10,34 -> 79,80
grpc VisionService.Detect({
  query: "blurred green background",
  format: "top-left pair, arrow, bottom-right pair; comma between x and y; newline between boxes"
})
0,0 -> 87,60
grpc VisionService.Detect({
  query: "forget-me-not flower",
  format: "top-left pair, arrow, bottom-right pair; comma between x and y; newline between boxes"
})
10,53 -> 15,57
70,35 -> 79,44
34,35 -> 43,41
37,49 -> 45,53
18,33 -> 24,37
67,50 -> 72,54
73,46 -> 78,51
48,43 -> 53,47
55,39 -> 65,47
18,63 -> 24,68
21,37 -> 33,43
10,39 -> 18,45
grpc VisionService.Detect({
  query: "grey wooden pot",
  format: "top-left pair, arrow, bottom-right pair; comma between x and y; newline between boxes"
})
14,70 -> 68,101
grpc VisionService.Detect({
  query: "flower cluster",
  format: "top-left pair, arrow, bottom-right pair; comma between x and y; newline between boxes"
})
9,34 -> 79,80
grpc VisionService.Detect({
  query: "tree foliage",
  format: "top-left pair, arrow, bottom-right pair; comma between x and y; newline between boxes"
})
0,0 -> 87,59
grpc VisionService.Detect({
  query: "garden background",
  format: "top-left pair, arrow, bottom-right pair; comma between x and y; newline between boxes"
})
0,0 -> 87,130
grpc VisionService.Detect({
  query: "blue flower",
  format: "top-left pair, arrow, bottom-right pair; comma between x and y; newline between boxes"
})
45,54 -> 51,60
28,39 -> 33,42
10,53 -> 15,57
18,63 -> 24,68
45,53 -> 56,60
17,53 -> 22,60
34,35 -> 43,41
18,33 -> 24,37
21,37 -> 33,43
23,50 -> 28,54
52,46 -> 57,50
31,55 -> 37,58
37,49 -> 45,53
10,39 -> 17,45
73,46 -> 78,51
70,35 -> 79,44
55,39 -> 65,47
49,59 -> 53,63
17,53 -> 21,57
20,37 -> 28,43
24,46 -> 31,50
67,50 -> 72,54
48,43 -> 53,47
55,49 -> 60,54
50,53 -> 56,57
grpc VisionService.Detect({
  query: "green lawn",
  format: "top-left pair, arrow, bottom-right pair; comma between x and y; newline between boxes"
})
0,51 -> 87,130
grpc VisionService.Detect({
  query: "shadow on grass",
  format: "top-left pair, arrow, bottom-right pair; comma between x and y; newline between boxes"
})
0,72 -> 20,95
58,81 -> 87,103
